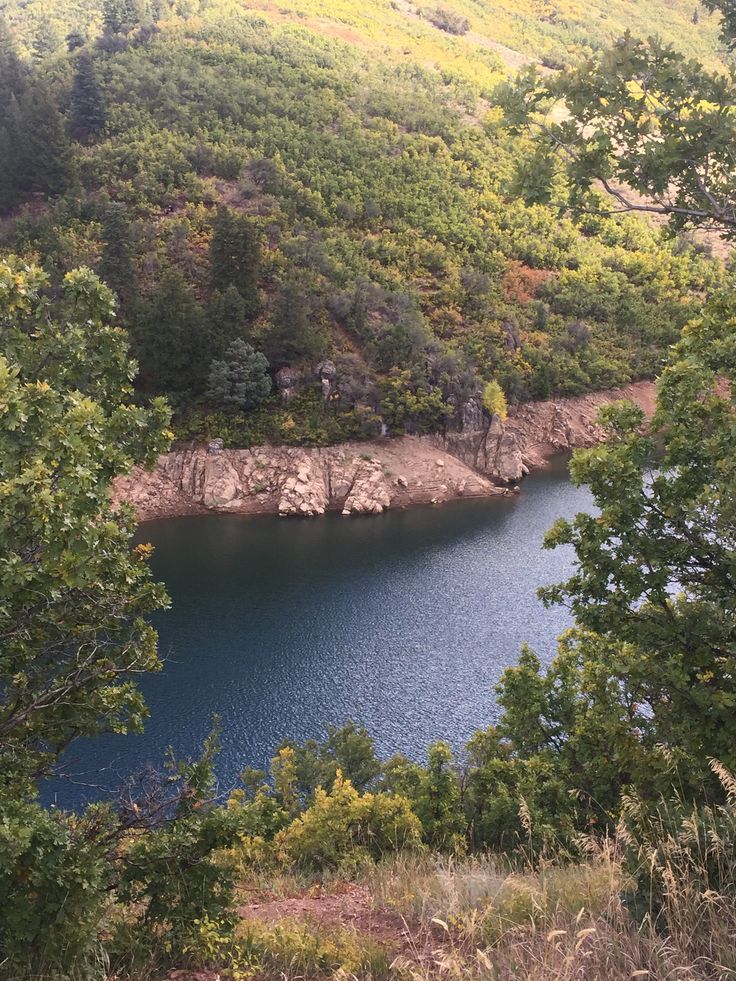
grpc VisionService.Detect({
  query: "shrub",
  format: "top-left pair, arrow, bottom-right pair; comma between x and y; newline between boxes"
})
0,798 -> 110,975
427,6 -> 470,35
275,772 -> 422,871
239,919 -> 393,980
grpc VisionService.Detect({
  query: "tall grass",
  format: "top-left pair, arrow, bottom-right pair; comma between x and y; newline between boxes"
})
362,781 -> 736,981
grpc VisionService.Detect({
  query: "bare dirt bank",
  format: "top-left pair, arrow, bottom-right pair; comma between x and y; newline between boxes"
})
112,381 -> 656,522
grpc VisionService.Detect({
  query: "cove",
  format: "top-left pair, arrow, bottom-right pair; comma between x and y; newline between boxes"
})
48,457 -> 593,809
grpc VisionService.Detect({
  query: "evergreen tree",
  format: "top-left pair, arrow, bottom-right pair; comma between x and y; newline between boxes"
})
66,30 -> 86,52
131,267 -> 206,393
0,97 -> 24,213
263,280 -> 327,368
103,0 -> 143,35
31,16 -> 61,61
20,80 -> 73,197
209,206 -> 260,316
70,52 -> 106,143
206,284 -> 251,360
0,19 -> 27,100
98,202 -> 135,302
206,338 -> 271,410
0,21 -> 27,211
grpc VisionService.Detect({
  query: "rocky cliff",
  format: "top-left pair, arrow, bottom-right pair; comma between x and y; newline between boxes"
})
113,381 -> 656,521
435,380 -> 658,483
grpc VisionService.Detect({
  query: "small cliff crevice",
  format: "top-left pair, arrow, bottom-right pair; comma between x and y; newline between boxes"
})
112,381 -> 656,521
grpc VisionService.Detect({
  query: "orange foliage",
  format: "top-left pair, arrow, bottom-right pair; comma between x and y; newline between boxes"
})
503,261 -> 554,303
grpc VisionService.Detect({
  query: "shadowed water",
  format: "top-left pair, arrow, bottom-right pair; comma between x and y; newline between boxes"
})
48,457 -> 592,808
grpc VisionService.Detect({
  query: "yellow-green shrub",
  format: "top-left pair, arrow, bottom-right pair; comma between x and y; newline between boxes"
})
275,771 -> 422,870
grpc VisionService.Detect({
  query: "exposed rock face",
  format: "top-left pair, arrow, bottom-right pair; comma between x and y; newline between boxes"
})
316,360 -> 338,400
113,381 -> 657,521
434,381 -> 657,484
114,440 -> 503,521
461,396 -> 484,433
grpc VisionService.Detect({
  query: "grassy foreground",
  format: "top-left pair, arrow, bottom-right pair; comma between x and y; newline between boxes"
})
161,827 -> 736,981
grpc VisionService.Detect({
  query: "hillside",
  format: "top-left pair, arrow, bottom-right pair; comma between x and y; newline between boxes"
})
3,4 -> 736,979
0,0 -> 727,447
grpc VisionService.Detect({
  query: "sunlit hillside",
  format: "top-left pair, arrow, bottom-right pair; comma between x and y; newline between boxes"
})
1,0 -> 726,75
0,0 -> 727,445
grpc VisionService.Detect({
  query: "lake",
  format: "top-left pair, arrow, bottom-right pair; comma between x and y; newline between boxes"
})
49,456 -> 593,807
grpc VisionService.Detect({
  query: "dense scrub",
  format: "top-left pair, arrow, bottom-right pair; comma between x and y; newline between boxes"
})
0,0 -> 726,443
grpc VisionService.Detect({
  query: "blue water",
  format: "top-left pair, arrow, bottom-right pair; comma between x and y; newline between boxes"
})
48,458 -> 592,808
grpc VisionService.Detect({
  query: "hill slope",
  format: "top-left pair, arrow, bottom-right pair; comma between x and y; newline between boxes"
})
0,0 -> 726,445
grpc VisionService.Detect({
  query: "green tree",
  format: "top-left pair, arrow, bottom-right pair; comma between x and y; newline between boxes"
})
482,379 -> 508,420
536,296 -> 736,789
489,0 -> 736,819
263,280 -> 328,368
500,26 -> 736,235
209,206 -> 260,316
70,51 -> 106,143
206,338 -> 271,410
98,201 -> 135,302
412,742 -> 465,850
103,0 -> 145,35
278,722 -> 382,802
703,0 -> 736,48
207,284 -> 252,359
0,260 -> 248,976
131,267 -> 206,393
0,22 -> 27,211
380,368 -> 453,435
0,258 -> 171,790
20,79 -> 73,197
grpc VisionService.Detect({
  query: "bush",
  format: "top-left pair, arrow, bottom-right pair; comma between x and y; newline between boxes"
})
0,797 -> 110,975
427,7 -> 470,35
239,919 -> 393,980
275,772 -> 422,871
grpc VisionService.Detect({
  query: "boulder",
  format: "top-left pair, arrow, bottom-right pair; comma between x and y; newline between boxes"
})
316,360 -> 338,400
275,366 -> 304,401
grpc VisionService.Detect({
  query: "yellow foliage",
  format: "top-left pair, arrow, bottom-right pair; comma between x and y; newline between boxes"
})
482,380 -> 508,420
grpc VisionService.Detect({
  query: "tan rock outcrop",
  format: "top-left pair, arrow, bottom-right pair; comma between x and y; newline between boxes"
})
434,381 -> 656,483
112,381 -> 657,521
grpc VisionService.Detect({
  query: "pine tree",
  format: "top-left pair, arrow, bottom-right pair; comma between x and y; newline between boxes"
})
263,280 -> 327,368
98,202 -> 135,303
0,21 -> 27,211
20,80 -> 73,197
0,97 -> 24,212
131,267 -> 206,393
66,30 -> 86,52
103,0 -> 143,35
209,206 -> 260,316
70,52 -> 106,143
0,19 -> 27,100
206,339 -> 271,410
207,284 -> 251,360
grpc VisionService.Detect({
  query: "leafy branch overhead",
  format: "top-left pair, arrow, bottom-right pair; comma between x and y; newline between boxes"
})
499,4 -> 736,236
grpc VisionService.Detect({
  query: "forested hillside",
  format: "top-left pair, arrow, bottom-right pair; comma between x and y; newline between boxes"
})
4,3 -> 736,978
0,0 -> 728,444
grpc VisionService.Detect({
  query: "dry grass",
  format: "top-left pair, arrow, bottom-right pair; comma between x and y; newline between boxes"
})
151,770 -> 736,979
360,834 -> 736,981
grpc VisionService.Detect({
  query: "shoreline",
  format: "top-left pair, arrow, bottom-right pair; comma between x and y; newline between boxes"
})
113,381 -> 657,522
